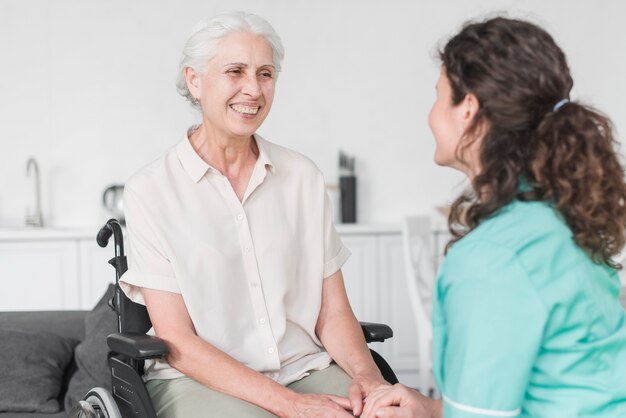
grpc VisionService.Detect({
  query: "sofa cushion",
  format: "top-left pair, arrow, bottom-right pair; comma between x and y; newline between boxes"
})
64,284 -> 117,411
0,328 -> 77,413
0,413 -> 67,418
0,311 -> 86,342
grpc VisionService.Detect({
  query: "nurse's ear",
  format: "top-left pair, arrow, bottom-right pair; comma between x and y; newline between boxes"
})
459,93 -> 490,143
460,93 -> 480,134
456,93 -> 490,177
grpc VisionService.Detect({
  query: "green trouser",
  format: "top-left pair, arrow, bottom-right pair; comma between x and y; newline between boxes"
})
146,364 -> 352,418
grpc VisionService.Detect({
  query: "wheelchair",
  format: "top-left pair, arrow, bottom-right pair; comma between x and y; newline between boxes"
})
70,219 -> 398,418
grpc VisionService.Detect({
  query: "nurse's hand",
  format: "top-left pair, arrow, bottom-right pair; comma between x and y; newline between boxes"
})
286,393 -> 355,418
348,371 -> 390,416
360,384 -> 441,418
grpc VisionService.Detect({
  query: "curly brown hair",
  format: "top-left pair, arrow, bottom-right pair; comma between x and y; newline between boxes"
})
441,17 -> 626,268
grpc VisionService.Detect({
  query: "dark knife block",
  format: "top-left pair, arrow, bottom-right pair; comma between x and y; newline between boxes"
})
340,175 -> 357,223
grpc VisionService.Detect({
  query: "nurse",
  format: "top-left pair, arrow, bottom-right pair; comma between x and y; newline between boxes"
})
361,17 -> 626,418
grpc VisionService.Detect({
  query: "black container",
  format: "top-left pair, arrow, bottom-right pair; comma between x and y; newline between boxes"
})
340,175 -> 357,223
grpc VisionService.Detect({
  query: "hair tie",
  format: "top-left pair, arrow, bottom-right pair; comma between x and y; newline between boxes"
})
553,99 -> 569,112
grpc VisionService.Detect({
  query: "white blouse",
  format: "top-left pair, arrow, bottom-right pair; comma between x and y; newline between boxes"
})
120,132 -> 351,385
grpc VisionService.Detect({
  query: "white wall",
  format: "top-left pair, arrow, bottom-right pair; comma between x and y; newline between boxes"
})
1,0 -> 625,228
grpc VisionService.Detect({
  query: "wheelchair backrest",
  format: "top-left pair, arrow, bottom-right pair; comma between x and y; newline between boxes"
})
115,284 -> 152,334
99,219 -> 154,335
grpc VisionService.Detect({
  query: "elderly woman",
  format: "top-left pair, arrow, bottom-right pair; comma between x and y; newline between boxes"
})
119,11 -> 387,418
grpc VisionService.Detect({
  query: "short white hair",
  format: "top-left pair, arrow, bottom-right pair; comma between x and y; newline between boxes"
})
175,11 -> 285,110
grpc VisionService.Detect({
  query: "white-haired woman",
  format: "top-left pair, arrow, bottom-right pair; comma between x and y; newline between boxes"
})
119,11 -> 388,418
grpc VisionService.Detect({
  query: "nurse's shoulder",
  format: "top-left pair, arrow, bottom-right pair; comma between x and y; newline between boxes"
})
440,200 -> 575,285
468,199 -> 572,252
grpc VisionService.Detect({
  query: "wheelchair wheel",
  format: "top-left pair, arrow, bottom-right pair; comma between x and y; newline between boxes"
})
68,387 -> 122,418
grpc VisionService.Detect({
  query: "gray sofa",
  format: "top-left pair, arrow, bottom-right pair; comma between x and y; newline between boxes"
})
0,285 -> 116,417
0,311 -> 87,418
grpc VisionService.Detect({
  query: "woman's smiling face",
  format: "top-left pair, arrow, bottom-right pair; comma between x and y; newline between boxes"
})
188,31 -> 276,140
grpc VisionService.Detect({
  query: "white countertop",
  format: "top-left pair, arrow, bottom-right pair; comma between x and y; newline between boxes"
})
0,227 -> 99,241
336,223 -> 402,235
0,223 -> 402,242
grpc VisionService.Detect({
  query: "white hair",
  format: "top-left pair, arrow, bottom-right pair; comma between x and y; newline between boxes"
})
175,11 -> 285,110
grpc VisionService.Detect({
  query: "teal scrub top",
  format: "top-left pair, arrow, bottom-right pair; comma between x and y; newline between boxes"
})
432,199 -> 626,417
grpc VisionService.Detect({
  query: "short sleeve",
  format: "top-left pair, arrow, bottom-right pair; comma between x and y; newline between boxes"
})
119,184 -> 180,305
322,188 -> 350,278
434,241 -> 548,418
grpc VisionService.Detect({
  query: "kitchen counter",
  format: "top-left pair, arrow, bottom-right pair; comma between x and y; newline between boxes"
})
0,223 -> 403,242
336,223 -> 401,234
0,227 -> 99,241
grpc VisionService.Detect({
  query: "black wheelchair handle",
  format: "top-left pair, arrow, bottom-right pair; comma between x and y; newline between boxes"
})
97,223 -> 114,248
97,219 -> 125,258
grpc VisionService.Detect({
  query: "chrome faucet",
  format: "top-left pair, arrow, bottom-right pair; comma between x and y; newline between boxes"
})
25,157 -> 44,227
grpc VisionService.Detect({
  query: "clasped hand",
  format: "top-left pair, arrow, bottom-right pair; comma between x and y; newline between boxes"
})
287,373 -> 390,418
360,384 -> 437,418
288,383 -> 434,418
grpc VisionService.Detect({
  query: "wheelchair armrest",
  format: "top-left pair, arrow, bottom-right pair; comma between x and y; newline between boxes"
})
107,332 -> 169,360
360,322 -> 393,343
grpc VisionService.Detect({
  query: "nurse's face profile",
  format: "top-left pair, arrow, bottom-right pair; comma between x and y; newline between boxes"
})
428,68 -> 483,178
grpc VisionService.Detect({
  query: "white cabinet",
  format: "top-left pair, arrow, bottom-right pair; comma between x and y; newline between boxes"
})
0,240 -> 80,310
339,226 -> 421,386
0,229 -> 116,311
340,235 -> 377,320
376,235 -> 421,385
78,238 -> 118,308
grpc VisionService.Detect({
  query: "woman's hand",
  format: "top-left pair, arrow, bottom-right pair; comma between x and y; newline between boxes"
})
285,393 -> 355,418
347,370 -> 390,416
360,384 -> 440,418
